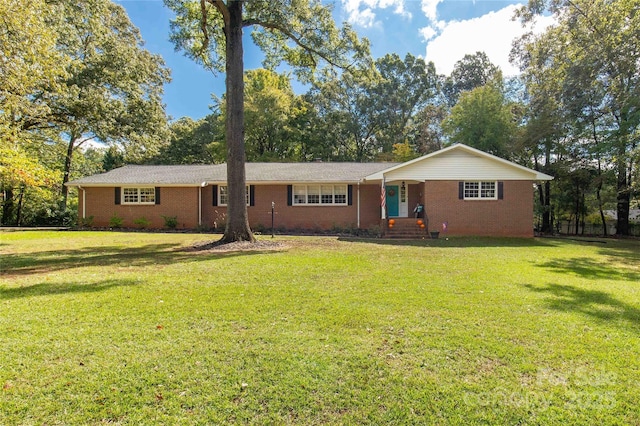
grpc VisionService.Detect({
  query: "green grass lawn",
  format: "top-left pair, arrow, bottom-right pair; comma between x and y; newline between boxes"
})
1,231 -> 639,425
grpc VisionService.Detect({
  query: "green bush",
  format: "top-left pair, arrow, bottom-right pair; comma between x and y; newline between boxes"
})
80,216 -> 94,228
133,217 -> 151,229
109,214 -> 124,228
161,215 -> 178,229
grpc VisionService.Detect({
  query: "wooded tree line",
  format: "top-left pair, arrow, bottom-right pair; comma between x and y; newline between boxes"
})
1,0 -> 638,235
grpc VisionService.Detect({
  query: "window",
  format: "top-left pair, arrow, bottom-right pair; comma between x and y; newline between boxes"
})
292,185 -> 348,205
464,181 -> 497,200
219,185 -> 249,206
122,187 -> 155,204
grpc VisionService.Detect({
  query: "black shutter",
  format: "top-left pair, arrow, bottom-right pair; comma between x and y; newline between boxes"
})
249,185 -> 255,206
498,181 -> 504,200
212,185 -> 218,206
287,185 -> 292,206
458,182 -> 464,200
347,185 -> 353,205
155,187 -> 161,205
115,187 -> 121,205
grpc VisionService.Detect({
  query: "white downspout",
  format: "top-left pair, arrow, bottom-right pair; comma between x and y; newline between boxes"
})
78,186 -> 85,221
357,182 -> 360,228
199,182 -> 208,226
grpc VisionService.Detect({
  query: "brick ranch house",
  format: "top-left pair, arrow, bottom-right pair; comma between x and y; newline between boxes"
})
67,144 -> 553,237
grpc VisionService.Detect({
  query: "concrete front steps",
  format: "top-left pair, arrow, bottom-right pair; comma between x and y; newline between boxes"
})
382,218 -> 432,239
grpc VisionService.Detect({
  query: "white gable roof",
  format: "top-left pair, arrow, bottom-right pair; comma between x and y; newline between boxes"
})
365,144 -> 553,181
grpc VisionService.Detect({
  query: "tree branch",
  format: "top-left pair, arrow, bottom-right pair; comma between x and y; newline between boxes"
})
244,18 -> 354,69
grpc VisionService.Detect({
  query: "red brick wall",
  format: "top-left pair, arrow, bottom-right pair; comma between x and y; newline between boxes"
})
79,187 -> 199,229
422,180 -> 534,237
79,181 -> 534,236
201,184 -> 382,231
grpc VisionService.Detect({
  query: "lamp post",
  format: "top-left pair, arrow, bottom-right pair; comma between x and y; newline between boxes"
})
271,201 -> 275,238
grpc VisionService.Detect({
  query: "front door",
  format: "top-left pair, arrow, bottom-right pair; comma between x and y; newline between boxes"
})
386,185 -> 399,217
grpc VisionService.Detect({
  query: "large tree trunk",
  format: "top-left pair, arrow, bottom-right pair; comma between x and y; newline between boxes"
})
596,165 -> 608,236
540,180 -> 552,233
1,188 -> 15,226
61,134 -> 77,212
220,1 -> 255,243
615,155 -> 630,236
16,186 -> 25,226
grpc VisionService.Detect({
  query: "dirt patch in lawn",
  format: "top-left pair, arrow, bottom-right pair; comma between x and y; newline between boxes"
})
185,239 -> 290,253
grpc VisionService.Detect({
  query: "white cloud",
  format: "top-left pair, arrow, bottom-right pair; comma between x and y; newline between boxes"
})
420,0 -> 443,22
420,26 -> 437,41
342,0 -> 410,28
424,5 -> 555,76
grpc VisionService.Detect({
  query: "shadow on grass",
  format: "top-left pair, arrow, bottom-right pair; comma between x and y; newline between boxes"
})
537,256 -> 640,282
0,278 -> 140,300
1,242 -> 278,277
524,283 -> 640,332
337,236 -> 552,248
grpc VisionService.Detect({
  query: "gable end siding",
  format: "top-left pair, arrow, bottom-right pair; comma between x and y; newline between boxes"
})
384,150 -> 539,181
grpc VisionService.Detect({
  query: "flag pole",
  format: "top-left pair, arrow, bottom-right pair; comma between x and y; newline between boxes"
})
380,176 -> 386,220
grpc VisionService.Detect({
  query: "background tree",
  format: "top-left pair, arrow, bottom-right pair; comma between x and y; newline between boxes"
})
153,115 -> 223,164
442,80 -> 516,158
243,69 -> 299,161
443,51 -> 501,107
512,27 -> 570,233
166,0 -> 370,243
0,0 -> 66,225
517,0 -> 639,235
306,67 -> 383,161
38,0 -> 171,212
372,54 -> 438,153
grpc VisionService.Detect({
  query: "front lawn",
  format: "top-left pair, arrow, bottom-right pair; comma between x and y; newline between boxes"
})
1,231 -> 639,424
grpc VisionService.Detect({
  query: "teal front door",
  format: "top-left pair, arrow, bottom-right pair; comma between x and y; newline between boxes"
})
386,185 -> 399,217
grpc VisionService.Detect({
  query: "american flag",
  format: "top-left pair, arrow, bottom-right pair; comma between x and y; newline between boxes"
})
380,179 -> 386,208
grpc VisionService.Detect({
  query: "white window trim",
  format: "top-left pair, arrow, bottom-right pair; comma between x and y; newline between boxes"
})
122,187 -> 156,205
292,184 -> 348,206
464,181 -> 498,200
218,185 -> 250,206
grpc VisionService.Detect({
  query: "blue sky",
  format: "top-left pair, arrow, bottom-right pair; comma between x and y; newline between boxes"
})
115,0 -> 553,121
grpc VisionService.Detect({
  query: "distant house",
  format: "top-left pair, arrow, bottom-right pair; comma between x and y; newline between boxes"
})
67,144 -> 553,237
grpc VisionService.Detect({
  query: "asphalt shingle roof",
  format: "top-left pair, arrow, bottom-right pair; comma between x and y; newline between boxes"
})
67,163 -> 398,186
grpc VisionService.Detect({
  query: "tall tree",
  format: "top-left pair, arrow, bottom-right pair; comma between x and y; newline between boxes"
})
372,54 -> 438,152
43,0 -> 171,211
512,27 -> 570,233
0,0 -> 66,224
166,0 -> 369,243
243,69 -> 298,161
442,81 -> 516,158
307,67 -> 383,161
517,0 -> 640,235
154,115 -> 223,164
443,51 -> 501,107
